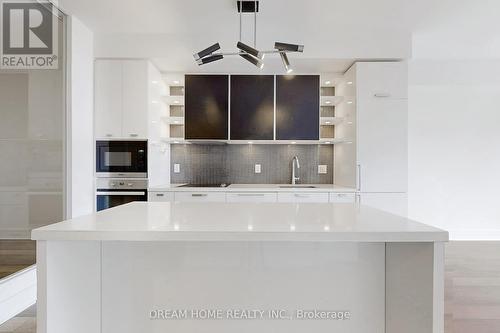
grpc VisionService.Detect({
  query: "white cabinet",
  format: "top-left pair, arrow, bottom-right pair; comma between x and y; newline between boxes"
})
95,60 -> 122,138
356,98 -> 408,192
341,61 -> 408,193
226,192 -> 277,203
357,193 -> 408,217
148,192 -> 174,202
329,193 -> 356,203
122,61 -> 148,138
174,192 -> 226,202
356,62 -> 407,99
94,59 -> 149,139
277,192 -> 329,203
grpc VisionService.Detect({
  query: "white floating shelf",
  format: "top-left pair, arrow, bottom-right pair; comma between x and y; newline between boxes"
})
320,117 -> 342,126
162,73 -> 185,86
160,137 -> 186,144
162,116 -> 184,125
320,96 -> 343,106
162,95 -> 185,106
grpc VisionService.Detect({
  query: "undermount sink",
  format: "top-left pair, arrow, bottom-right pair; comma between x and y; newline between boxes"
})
279,185 -> 317,188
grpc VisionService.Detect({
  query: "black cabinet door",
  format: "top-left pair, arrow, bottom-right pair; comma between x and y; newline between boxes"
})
276,75 -> 319,140
185,75 -> 229,140
230,75 -> 274,140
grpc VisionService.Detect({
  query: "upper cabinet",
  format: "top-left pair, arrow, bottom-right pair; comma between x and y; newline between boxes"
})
94,59 -> 148,139
276,75 -> 320,140
356,62 -> 408,100
230,75 -> 274,140
184,75 -> 229,140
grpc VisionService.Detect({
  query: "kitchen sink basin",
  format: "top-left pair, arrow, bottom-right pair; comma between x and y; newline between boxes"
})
279,185 -> 317,188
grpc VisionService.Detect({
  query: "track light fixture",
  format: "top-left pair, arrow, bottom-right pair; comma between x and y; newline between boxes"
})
274,42 -> 304,53
196,54 -> 224,65
237,41 -> 264,60
193,43 -> 221,61
192,1 -> 304,71
279,52 -> 292,73
240,53 -> 264,69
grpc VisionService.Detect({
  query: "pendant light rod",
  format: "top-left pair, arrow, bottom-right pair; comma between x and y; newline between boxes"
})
254,0 -> 257,48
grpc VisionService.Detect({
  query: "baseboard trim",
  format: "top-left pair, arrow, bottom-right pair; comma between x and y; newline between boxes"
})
0,265 -> 37,325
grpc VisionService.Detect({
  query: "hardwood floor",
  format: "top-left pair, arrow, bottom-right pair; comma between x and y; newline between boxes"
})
445,241 -> 500,333
1,241 -> 499,332
0,241 -> 36,279
0,306 -> 35,333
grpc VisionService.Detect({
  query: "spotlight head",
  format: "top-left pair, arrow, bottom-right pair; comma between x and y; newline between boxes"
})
236,41 -> 264,60
274,42 -> 304,53
193,43 -> 221,61
196,54 -> 224,65
239,53 -> 264,69
279,52 -> 292,73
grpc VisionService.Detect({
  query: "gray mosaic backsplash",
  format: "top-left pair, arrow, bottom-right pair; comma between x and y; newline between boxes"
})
170,144 -> 333,184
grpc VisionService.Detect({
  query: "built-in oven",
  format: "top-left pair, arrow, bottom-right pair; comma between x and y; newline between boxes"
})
96,140 -> 147,178
96,178 -> 148,211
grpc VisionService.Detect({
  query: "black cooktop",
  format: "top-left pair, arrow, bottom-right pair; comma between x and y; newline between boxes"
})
178,183 -> 230,188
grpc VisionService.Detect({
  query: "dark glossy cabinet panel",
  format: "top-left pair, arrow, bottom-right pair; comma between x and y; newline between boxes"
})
276,75 -> 320,140
230,75 -> 274,140
185,75 -> 229,140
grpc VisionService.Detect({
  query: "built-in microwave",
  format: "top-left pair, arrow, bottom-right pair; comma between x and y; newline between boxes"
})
96,140 -> 147,178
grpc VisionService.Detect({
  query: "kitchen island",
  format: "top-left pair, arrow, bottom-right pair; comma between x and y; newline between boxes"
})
32,202 -> 448,333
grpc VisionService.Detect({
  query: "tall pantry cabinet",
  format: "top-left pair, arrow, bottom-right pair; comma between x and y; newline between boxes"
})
335,62 -> 408,216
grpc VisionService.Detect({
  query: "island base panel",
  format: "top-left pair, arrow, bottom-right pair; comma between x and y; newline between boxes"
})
36,241 -> 444,333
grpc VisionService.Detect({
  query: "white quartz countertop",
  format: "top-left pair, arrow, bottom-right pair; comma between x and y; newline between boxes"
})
149,183 -> 356,192
31,202 -> 448,242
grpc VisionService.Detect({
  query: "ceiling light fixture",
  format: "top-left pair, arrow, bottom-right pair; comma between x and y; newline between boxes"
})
240,53 -> 264,69
279,51 -> 292,73
193,1 -> 304,71
193,43 -> 221,61
274,42 -> 304,53
196,54 -> 224,65
237,41 -> 264,60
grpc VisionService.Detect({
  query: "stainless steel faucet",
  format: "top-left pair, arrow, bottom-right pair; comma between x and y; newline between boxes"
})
291,156 -> 300,184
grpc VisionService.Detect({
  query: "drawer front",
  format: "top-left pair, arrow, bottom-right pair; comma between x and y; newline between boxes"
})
329,193 -> 356,203
226,192 -> 277,203
174,192 -> 226,202
277,192 -> 329,203
148,192 -> 174,202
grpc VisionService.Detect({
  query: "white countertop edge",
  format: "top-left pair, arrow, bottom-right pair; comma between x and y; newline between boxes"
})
31,230 -> 449,242
148,184 -> 356,193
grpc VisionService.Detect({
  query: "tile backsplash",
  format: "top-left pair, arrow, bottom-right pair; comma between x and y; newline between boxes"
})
170,144 -> 333,184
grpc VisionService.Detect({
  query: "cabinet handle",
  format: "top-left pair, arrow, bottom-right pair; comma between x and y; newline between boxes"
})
156,193 -> 164,197
191,193 -> 207,197
294,194 -> 310,198
356,164 -> 361,191
130,134 -> 139,137
105,134 -> 113,137
237,193 -> 265,197
374,93 -> 391,98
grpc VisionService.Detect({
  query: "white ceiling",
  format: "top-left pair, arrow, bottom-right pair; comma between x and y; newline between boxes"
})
58,0 -> 500,72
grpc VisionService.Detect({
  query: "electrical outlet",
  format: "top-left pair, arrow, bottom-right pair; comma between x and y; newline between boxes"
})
318,165 -> 327,174
174,164 -> 180,173
255,164 -> 261,174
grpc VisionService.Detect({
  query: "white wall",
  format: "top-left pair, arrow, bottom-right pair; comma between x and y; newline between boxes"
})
408,60 -> 500,239
67,16 -> 94,218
